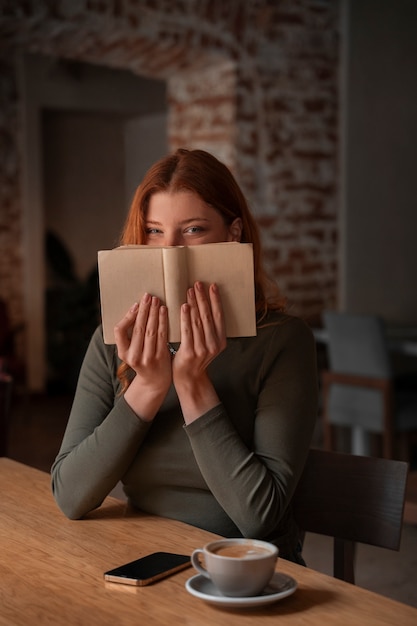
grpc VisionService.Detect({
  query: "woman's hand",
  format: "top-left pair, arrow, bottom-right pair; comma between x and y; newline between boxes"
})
114,293 -> 172,421
173,282 -> 227,423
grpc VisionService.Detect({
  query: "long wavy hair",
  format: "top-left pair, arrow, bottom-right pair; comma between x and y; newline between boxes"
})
117,148 -> 285,391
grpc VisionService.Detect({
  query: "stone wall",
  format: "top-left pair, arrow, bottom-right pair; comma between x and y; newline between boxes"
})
0,0 -> 339,378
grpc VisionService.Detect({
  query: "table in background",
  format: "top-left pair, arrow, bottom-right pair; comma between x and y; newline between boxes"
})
1,458 -> 416,626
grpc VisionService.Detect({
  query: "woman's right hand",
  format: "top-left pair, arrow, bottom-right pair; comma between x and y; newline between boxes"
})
114,293 -> 172,421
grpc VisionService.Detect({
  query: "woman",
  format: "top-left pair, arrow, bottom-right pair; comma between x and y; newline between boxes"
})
51,148 -> 318,564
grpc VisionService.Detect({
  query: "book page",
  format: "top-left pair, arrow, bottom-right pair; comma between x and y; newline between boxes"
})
186,242 -> 256,338
98,246 -> 166,344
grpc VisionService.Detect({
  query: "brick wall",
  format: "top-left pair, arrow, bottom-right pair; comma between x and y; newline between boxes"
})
0,0 -> 339,376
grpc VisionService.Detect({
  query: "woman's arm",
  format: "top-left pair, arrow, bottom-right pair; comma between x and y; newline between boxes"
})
51,327 -> 153,519
183,317 -> 318,539
52,293 -> 174,519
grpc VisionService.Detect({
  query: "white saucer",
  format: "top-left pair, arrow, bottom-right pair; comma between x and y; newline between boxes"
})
185,572 -> 297,608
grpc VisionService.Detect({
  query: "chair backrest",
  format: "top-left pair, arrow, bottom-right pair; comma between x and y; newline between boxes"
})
322,311 -> 394,437
323,310 -> 392,378
292,448 -> 408,583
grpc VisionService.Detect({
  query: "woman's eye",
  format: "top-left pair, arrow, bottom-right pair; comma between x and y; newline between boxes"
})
145,228 -> 161,234
185,226 -> 204,234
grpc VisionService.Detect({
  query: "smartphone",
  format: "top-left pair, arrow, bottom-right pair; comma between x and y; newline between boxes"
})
104,551 -> 191,586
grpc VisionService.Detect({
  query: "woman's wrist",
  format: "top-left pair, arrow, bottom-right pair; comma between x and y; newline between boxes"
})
124,377 -> 169,422
174,373 -> 220,424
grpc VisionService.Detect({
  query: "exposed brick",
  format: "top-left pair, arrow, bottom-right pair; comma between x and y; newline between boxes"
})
0,0 -> 339,380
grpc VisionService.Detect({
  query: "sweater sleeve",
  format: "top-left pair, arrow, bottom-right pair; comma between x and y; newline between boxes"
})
51,326 -> 152,519
183,317 -> 318,539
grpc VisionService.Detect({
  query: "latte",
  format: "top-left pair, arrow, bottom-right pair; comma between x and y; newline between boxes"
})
213,544 -> 271,559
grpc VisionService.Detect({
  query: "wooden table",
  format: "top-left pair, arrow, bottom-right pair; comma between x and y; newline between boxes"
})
1,458 -> 416,626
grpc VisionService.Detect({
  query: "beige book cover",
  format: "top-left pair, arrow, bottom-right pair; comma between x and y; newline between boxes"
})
98,242 -> 257,344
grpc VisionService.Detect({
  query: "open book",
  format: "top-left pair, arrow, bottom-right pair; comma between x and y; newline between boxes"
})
98,242 -> 257,344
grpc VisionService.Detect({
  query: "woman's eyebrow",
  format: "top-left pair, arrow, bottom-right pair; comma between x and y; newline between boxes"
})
180,217 -> 211,224
145,217 -> 211,225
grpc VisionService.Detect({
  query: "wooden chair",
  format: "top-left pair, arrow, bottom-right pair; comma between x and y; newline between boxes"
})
321,311 -> 417,459
292,448 -> 409,584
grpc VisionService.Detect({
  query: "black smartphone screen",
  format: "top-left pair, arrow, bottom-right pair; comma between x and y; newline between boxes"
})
104,552 -> 191,586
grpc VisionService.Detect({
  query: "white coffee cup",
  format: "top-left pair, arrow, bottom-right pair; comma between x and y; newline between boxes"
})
191,538 -> 278,597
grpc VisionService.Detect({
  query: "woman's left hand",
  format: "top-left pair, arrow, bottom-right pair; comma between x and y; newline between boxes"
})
172,282 -> 226,422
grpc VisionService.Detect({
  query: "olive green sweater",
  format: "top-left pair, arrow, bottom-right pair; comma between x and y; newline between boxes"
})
51,311 -> 318,560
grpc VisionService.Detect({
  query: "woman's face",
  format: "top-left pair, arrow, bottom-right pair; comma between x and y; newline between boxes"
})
144,191 -> 242,246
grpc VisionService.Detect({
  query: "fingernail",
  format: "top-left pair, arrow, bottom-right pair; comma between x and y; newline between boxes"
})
130,302 -> 139,313
142,292 -> 151,303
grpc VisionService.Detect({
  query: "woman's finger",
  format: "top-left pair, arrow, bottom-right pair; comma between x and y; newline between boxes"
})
155,304 -> 169,356
140,296 -> 161,361
193,281 -> 224,352
208,283 -> 226,347
114,301 -> 140,357
186,285 -> 206,352
179,301 -> 193,354
114,293 -> 152,361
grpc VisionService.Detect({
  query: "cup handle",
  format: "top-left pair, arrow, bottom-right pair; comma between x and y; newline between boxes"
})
191,549 -> 210,579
